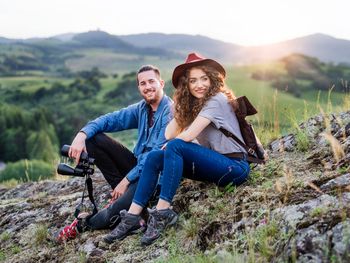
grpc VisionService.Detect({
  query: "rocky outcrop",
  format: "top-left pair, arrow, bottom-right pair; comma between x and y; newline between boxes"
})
0,111 -> 350,262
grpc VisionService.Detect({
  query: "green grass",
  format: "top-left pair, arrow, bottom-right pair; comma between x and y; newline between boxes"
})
0,159 -> 55,183
310,207 -> 328,218
337,165 -> 349,175
295,130 -> 310,152
0,250 -> 5,262
255,220 -> 280,259
0,231 -> 11,241
34,224 -> 48,246
0,76 -> 71,92
10,245 -> 21,255
182,217 -> 200,239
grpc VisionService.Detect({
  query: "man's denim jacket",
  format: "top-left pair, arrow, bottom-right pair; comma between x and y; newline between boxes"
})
81,95 -> 173,182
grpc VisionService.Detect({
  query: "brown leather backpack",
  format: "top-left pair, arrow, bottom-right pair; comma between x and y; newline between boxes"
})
219,96 -> 267,164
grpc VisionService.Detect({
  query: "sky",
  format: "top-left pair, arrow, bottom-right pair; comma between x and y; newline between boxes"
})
0,0 -> 348,46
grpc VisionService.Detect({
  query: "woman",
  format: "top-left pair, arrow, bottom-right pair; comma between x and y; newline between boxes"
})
104,52 -> 250,246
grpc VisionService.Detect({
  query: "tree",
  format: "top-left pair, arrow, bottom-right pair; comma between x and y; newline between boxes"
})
26,130 -> 58,162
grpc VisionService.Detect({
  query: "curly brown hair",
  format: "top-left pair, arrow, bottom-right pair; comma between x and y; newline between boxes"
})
173,65 -> 237,130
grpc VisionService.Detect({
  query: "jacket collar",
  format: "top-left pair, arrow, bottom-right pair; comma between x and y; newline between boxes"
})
141,94 -> 172,116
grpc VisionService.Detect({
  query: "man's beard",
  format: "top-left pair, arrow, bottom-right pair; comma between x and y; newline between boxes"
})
143,92 -> 160,105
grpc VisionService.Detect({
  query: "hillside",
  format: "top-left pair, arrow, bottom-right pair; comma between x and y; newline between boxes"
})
250,53 -> 350,98
1,111 -> 350,262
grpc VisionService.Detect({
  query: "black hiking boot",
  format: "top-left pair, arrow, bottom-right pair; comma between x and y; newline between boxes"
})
140,208 -> 178,246
103,210 -> 143,244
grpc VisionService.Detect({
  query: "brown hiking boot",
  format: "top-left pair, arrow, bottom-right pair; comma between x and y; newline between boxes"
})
103,210 -> 144,244
140,208 -> 178,246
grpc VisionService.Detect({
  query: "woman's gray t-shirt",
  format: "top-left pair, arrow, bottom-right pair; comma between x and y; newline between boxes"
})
197,92 -> 247,154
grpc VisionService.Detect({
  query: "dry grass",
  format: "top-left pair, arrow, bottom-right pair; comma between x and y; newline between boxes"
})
321,132 -> 345,162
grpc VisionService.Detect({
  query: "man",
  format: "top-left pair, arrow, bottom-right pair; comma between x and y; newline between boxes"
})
57,65 -> 172,242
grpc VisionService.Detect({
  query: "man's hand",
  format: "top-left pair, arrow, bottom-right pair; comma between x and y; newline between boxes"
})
111,177 -> 130,201
69,132 -> 87,164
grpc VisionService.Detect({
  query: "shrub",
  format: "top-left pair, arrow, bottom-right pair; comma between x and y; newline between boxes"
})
34,224 -> 48,246
0,231 -> 10,241
0,250 -> 5,261
295,131 -> 310,152
0,159 -> 55,182
254,220 -> 280,260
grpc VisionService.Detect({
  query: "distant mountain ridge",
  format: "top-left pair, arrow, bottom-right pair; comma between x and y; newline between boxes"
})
53,32 -> 76,42
1,30 -> 350,68
241,33 -> 350,64
119,32 -> 350,64
119,33 -> 241,58
0,36 -> 16,44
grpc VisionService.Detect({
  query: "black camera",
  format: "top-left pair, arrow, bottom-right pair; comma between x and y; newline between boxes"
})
57,145 -> 98,216
57,145 -> 95,177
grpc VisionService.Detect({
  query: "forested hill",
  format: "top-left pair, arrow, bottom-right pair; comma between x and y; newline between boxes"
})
251,54 -> 350,97
0,68 -> 140,169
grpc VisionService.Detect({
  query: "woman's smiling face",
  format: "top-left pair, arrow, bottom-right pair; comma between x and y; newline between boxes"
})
188,67 -> 211,99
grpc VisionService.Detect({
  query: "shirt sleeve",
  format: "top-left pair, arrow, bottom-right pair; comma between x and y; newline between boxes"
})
125,166 -> 139,183
198,95 -> 224,129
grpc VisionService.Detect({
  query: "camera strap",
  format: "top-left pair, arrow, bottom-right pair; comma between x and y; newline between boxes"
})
86,176 -> 98,215
74,175 -> 98,218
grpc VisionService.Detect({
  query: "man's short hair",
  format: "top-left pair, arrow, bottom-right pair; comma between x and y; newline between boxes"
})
137,65 -> 161,84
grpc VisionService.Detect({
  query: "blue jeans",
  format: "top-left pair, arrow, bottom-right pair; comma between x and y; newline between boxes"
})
132,139 -> 250,207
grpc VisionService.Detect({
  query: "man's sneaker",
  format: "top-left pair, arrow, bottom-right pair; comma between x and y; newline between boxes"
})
56,213 -> 89,243
56,218 -> 80,243
103,210 -> 143,244
140,208 -> 178,246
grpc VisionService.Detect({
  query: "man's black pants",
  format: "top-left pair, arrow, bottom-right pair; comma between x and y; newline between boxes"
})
84,133 -> 138,229
86,133 -> 137,189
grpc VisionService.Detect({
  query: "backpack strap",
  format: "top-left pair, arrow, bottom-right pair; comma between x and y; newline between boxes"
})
219,127 -> 256,155
219,127 -> 265,164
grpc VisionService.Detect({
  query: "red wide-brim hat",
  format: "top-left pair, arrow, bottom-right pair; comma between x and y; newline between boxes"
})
172,52 -> 226,88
